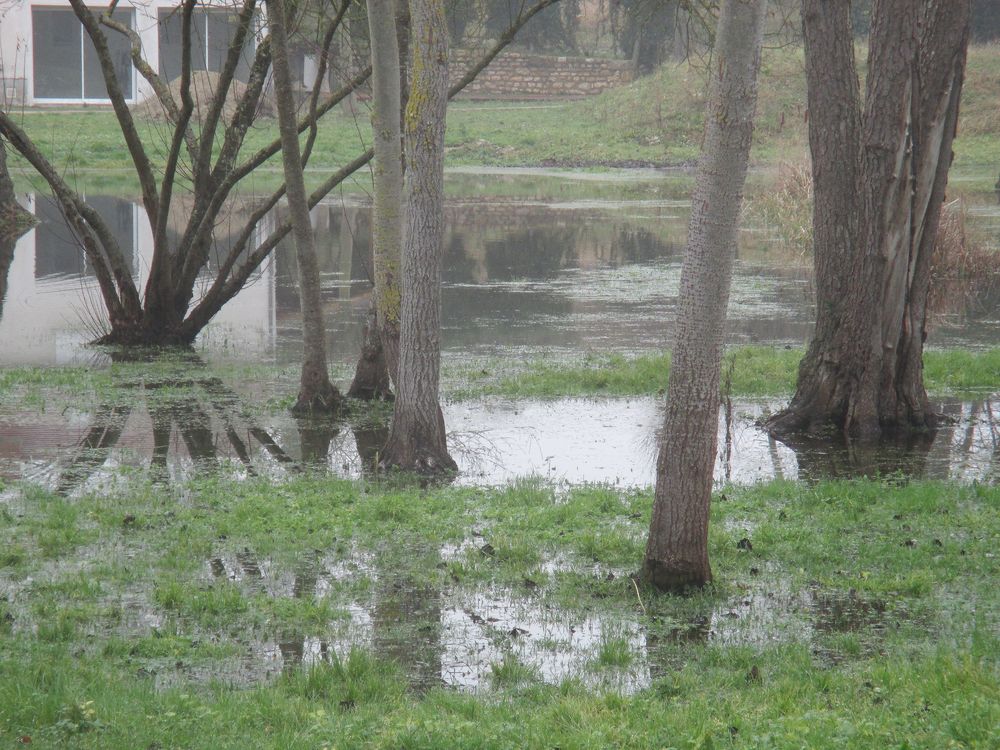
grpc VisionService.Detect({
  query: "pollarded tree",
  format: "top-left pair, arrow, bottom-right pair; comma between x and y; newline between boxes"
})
766,0 -> 971,441
0,0 -> 559,351
642,0 -> 767,592
378,0 -> 457,474
0,0 -> 366,346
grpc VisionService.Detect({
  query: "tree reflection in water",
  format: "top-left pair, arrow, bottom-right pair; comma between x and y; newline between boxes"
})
52,351 -> 299,495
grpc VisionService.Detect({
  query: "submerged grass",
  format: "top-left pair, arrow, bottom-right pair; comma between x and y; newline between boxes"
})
1,346 -> 997,410
0,469 -> 997,748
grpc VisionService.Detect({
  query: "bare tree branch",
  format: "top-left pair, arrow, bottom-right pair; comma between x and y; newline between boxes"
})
194,0 -> 259,199
69,0 -> 160,230
180,0 -> 564,339
449,0 -> 562,96
0,111 -> 132,321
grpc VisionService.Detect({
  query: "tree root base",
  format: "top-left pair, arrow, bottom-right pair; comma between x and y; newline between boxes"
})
291,382 -> 344,417
347,383 -> 395,402
377,444 -> 457,478
640,557 -> 711,594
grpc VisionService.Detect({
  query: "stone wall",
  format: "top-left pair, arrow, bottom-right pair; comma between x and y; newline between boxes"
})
452,48 -> 633,100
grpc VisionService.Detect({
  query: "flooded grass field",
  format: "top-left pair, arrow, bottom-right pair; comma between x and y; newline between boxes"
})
1,169 -> 999,747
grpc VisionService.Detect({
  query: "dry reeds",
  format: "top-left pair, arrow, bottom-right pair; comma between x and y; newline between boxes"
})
929,199 -> 1000,319
744,159 -> 813,252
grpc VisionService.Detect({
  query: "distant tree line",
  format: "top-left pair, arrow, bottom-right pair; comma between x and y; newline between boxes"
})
852,0 -> 1000,40
446,0 -> 581,52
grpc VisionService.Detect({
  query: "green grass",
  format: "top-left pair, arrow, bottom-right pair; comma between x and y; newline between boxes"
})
471,346 -> 1000,399
0,474 -> 997,748
1,346 -> 996,410
8,43 -> 1000,193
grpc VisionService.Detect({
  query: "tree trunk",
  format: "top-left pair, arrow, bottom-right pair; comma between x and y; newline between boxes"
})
379,0 -> 457,475
767,0 -> 970,441
0,136 -> 33,240
0,135 -> 32,324
642,0 -> 767,593
267,0 -> 343,415
347,304 -> 395,400
349,0 -> 405,400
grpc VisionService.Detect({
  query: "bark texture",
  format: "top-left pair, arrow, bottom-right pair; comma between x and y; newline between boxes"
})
642,0 -> 767,593
379,0 -> 457,475
767,0 -> 970,441
0,136 -> 32,237
350,0 -> 557,398
267,0 -> 342,415
349,0 -> 405,400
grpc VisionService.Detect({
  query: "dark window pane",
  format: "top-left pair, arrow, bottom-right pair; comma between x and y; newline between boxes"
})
87,196 -> 135,275
34,198 -> 85,278
32,9 -> 82,99
206,11 -> 254,81
84,8 -> 134,99
34,195 -> 135,279
158,9 -> 208,82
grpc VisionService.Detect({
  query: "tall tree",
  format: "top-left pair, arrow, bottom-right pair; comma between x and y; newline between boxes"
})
379,0 -> 457,474
0,135 -> 33,238
348,0 -> 405,401
0,135 -> 33,326
348,0 -> 564,401
267,0 -> 343,414
767,0 -> 971,441
643,0 -> 767,592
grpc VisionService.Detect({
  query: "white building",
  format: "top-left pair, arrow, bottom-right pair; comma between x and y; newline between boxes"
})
0,192 -> 277,364
0,0 -> 256,106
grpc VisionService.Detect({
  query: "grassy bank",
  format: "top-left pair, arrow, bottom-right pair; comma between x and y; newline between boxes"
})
0,472 -> 998,748
7,44 -> 1000,190
461,346 -> 1000,399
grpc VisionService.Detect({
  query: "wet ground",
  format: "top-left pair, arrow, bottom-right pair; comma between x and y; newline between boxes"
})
3,375 -> 998,490
0,169 -> 997,699
0,504 -> 928,695
173,553 -> 915,693
2,170 -> 998,487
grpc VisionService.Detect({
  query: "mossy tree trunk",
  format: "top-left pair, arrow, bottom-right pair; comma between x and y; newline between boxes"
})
350,0 -> 555,400
379,0 -> 457,475
642,0 -> 767,593
766,0 -> 971,441
266,0 -> 343,415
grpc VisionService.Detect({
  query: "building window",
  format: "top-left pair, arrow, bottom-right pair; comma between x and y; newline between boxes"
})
157,8 -> 254,83
32,6 -> 135,100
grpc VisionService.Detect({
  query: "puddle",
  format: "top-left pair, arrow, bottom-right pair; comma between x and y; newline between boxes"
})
0,376 -> 1000,495
14,542 -> 916,695
4,381 -> 999,490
